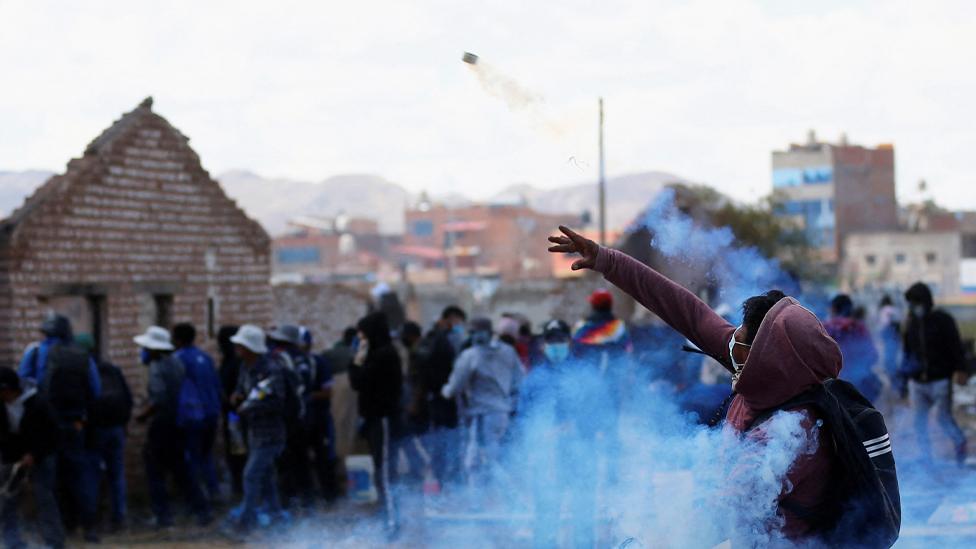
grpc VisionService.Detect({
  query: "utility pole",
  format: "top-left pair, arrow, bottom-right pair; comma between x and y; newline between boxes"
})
598,97 -> 607,246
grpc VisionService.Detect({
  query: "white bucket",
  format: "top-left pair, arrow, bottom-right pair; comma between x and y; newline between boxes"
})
346,454 -> 378,503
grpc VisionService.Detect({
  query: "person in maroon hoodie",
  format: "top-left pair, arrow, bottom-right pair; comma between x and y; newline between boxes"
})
548,226 -> 843,542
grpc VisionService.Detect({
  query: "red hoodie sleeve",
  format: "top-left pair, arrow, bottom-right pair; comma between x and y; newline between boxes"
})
595,247 -> 735,371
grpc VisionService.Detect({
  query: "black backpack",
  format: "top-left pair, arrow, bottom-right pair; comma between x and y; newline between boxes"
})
748,379 -> 901,548
92,364 -> 132,427
271,353 -> 305,424
39,343 -> 94,422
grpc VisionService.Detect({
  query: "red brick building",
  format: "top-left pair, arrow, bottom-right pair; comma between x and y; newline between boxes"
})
0,98 -> 271,377
272,216 -> 400,283
772,131 -> 898,263
399,201 -> 579,283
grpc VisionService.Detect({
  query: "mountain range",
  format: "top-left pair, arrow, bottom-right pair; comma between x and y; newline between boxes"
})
1,169 -> 687,236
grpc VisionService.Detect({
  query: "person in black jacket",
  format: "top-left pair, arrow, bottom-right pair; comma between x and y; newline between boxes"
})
0,367 -> 65,549
349,312 -> 402,538
77,333 -> 133,532
419,306 -> 466,485
902,282 -> 970,465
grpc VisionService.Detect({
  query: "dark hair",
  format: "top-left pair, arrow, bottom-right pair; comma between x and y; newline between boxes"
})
342,327 -> 357,346
217,325 -> 239,358
402,320 -> 422,340
904,282 -> 933,311
830,294 -> 854,318
441,305 -> 467,322
741,290 -> 787,344
172,322 -> 196,346
879,294 -> 893,307
0,367 -> 21,392
357,312 -> 392,348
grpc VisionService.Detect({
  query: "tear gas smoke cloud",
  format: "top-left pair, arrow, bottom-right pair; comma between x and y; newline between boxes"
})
264,190 -> 973,546
634,186 -> 796,310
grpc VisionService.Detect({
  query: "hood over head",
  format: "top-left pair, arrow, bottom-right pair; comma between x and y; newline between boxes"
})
357,312 -> 392,349
733,297 -> 842,412
904,282 -> 934,312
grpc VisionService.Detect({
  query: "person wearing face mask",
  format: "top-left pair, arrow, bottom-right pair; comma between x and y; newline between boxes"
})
441,318 -> 523,488
133,326 -> 212,530
548,226 -> 850,543
417,306 -> 467,486
519,319 -> 604,548
901,282 -> 969,466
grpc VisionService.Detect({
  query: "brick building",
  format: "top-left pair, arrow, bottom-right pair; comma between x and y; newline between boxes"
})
0,98 -> 272,379
399,199 -> 579,283
272,215 -> 399,283
841,231 -> 962,298
772,131 -> 899,263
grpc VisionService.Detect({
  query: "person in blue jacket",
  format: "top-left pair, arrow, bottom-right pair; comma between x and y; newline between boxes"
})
173,322 -> 223,501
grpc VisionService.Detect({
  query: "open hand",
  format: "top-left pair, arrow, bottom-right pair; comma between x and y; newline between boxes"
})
548,225 -> 599,271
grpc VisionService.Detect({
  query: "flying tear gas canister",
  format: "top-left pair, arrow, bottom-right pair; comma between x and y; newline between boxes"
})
462,51 -> 479,65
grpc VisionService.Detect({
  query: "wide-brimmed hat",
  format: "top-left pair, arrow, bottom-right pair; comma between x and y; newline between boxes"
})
231,324 -> 268,354
133,326 -> 174,351
268,324 -> 301,346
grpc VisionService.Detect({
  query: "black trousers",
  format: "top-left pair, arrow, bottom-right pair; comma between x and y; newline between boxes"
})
363,417 -> 399,530
278,423 -> 313,507
307,420 -> 339,501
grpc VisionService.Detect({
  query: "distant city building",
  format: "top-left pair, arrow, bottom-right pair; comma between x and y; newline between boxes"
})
272,215 -> 400,283
895,207 -> 976,296
399,198 -> 580,284
772,131 -> 898,263
841,231 -> 962,298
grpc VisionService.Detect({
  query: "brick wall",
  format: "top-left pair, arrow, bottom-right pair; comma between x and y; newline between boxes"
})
0,100 -> 272,479
272,283 -> 371,353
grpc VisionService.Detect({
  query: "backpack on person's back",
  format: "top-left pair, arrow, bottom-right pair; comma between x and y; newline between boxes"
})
176,372 -> 208,430
749,379 -> 900,547
91,363 -> 132,428
40,342 -> 94,422
270,352 -> 305,424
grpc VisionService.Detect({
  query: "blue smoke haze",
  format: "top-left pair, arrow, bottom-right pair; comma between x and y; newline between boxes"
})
263,188 -> 974,547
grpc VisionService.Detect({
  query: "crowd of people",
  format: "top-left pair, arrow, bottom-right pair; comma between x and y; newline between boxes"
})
0,227 -> 972,547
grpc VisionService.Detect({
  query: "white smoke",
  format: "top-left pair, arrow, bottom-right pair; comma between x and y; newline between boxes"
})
464,57 -> 575,138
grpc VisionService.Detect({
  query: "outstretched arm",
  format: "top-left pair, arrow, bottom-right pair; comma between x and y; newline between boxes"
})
548,226 -> 735,372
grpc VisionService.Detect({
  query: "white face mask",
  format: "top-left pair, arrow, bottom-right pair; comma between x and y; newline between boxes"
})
728,325 -> 751,387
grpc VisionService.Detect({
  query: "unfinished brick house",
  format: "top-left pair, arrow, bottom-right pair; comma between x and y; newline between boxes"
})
0,98 -> 271,383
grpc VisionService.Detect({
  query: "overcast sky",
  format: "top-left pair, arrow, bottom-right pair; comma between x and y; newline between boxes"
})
2,0 -> 974,207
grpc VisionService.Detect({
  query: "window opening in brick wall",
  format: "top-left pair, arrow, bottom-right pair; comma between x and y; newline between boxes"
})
154,294 -> 173,328
87,295 -> 106,362
865,254 -> 876,266
895,253 -> 906,264
925,252 -> 937,264
207,297 -> 216,339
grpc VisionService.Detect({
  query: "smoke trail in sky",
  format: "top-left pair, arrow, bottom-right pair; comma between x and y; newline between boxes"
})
463,57 -> 573,138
